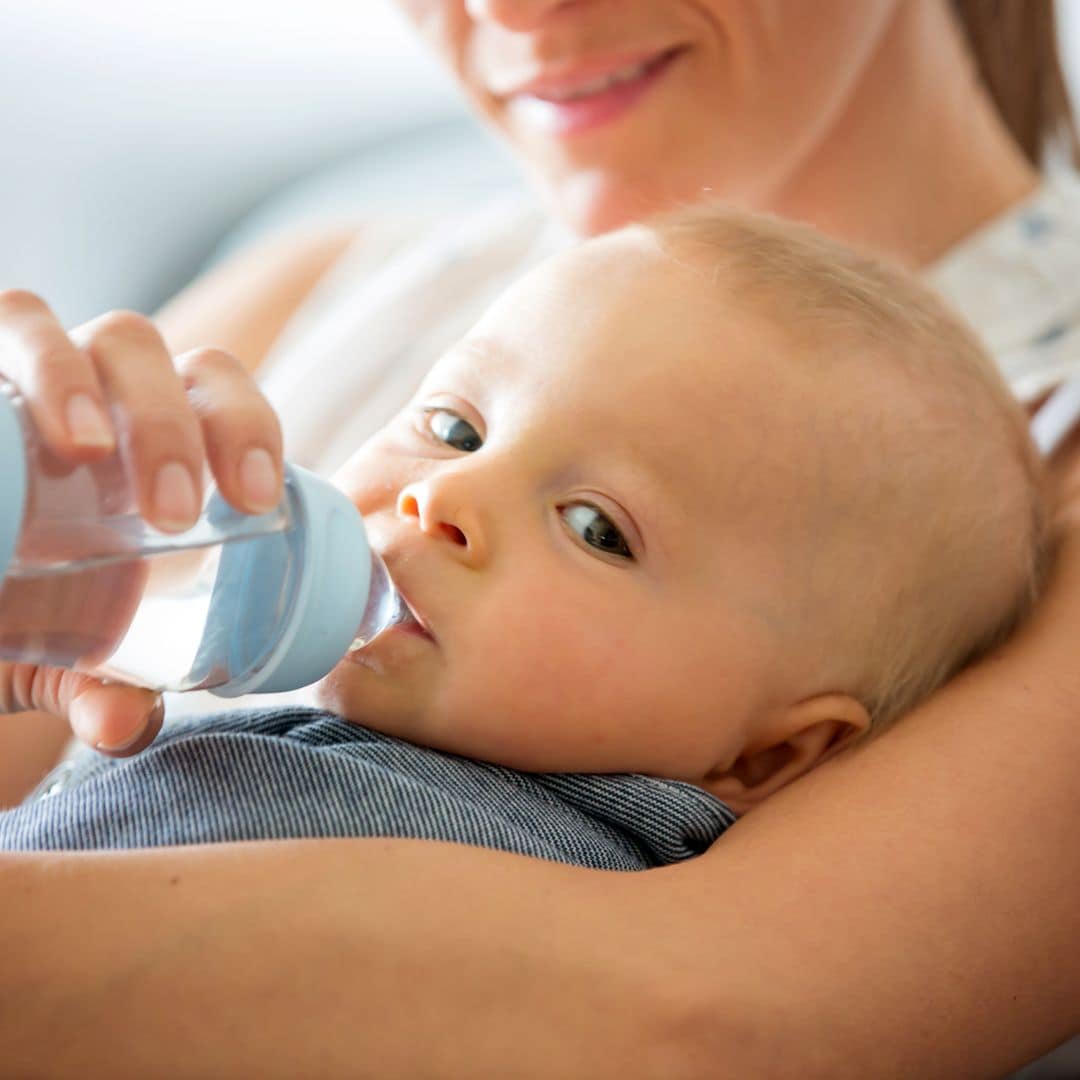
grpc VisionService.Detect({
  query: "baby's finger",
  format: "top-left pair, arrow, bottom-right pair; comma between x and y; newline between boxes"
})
0,289 -> 116,457
178,347 -> 284,514
72,311 -> 206,534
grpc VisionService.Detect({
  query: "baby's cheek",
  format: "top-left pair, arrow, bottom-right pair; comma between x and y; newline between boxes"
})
471,576 -> 608,681
332,437 -> 412,516
438,583 -> 635,770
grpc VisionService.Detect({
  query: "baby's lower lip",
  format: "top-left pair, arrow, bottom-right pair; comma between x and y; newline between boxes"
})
396,617 -> 432,641
344,611 -> 433,663
396,597 -> 435,642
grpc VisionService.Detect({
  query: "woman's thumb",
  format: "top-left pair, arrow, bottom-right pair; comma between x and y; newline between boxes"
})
1,663 -> 163,756
69,682 -> 164,755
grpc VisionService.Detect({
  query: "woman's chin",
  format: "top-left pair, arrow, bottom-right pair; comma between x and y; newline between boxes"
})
537,172 -> 644,237
536,162 -> 716,238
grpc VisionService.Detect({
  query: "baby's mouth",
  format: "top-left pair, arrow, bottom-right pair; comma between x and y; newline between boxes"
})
395,597 -> 434,641
342,581 -> 435,664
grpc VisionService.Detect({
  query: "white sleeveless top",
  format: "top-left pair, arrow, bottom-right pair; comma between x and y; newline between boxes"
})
259,172 -> 1080,479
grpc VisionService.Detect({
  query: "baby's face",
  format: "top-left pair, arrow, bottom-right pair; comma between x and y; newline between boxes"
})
317,232 -> 829,785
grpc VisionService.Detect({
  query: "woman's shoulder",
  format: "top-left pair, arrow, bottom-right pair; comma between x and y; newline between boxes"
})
924,169 -> 1080,401
255,196 -> 567,475
262,194 -> 557,357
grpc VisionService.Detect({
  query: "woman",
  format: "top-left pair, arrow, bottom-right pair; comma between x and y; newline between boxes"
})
3,1 -> 1080,1074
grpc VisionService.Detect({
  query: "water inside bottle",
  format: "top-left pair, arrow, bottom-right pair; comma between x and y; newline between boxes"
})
0,529 -> 409,693
0,536 -> 289,691
0,557 -> 148,669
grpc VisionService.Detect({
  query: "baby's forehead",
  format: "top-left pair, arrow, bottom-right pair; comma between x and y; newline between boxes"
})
438,340 -> 817,548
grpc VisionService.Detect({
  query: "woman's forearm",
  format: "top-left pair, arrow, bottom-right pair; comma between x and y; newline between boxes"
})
0,841 -> 706,1079
687,521 -> 1080,1077
4,544 -> 1080,1078
4,598 -> 1080,1080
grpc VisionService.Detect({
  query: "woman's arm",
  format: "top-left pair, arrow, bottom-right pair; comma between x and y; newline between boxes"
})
4,519 -> 1080,1078
153,221 -> 359,369
0,224 -> 358,807
0,712 -> 70,809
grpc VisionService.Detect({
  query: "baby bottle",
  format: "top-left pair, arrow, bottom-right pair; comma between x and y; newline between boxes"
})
0,380 -> 404,696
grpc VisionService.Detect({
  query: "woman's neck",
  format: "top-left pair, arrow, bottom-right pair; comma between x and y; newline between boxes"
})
762,0 -> 1040,268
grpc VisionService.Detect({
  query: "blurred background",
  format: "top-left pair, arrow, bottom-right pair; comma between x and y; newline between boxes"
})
2,0 -> 1079,327
1,0 -> 521,326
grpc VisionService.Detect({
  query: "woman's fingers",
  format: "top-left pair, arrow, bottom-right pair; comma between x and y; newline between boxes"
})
72,310 -> 208,532
177,347 -> 284,514
0,289 -> 116,457
73,315 -> 285,524
0,292 -> 285,531
0,294 -> 282,753
0,663 -> 163,756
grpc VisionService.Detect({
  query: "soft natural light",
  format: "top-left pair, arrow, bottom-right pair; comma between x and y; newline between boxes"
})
14,0 -> 425,58
2,0 -> 469,324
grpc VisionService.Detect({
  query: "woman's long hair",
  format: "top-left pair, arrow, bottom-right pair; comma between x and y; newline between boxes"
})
952,0 -> 1080,167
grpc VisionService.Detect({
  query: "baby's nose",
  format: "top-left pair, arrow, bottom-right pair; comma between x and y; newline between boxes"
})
397,486 -> 469,548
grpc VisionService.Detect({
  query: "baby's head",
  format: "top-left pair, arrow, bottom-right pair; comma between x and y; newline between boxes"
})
319,206 -> 1047,814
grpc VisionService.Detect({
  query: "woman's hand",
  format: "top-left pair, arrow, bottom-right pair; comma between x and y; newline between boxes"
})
0,289 -> 285,755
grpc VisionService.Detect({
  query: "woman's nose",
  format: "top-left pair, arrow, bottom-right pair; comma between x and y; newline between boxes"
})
396,479 -> 488,564
464,0 -> 582,32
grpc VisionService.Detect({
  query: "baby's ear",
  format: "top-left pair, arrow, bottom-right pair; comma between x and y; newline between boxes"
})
702,694 -> 870,815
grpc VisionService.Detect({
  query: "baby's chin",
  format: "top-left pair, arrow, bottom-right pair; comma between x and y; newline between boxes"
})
311,666 -> 503,763
312,661 -> 436,744
312,666 -> 383,727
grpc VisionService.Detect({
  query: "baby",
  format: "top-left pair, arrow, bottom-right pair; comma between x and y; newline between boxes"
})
0,207 -> 1049,864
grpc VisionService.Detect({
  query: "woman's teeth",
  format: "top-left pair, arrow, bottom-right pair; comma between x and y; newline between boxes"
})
539,58 -> 656,102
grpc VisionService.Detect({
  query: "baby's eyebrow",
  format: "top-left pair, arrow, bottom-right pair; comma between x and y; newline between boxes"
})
601,451 -> 679,555
449,335 -> 504,363
426,337 -> 515,398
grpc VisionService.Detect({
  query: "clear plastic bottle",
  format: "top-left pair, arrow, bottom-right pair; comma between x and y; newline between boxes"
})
0,381 -> 405,696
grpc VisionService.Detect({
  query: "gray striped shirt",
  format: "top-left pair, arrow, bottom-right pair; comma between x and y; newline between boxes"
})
0,708 -> 736,869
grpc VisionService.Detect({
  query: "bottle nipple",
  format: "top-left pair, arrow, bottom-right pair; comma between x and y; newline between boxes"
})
349,548 -> 409,652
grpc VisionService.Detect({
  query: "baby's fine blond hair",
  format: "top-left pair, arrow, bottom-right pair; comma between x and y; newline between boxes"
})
643,205 -> 1049,732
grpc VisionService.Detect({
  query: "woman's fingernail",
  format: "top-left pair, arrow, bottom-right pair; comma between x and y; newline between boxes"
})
153,462 -> 199,530
69,708 -> 97,747
94,723 -> 150,754
65,392 -> 114,448
240,447 -> 280,512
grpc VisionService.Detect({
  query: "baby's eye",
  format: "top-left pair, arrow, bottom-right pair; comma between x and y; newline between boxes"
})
560,503 -> 633,561
425,408 -> 483,452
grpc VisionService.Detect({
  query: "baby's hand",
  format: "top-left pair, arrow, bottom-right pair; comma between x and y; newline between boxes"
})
0,289 -> 285,753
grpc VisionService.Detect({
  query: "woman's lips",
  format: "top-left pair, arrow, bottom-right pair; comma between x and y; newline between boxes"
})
505,48 -> 684,137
